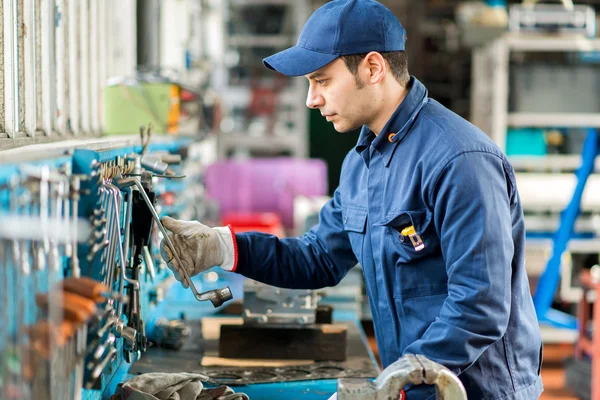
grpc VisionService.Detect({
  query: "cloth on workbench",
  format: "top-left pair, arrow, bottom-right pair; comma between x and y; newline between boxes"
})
120,372 -> 249,400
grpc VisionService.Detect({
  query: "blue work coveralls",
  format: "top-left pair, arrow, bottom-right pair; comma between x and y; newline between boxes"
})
235,77 -> 544,400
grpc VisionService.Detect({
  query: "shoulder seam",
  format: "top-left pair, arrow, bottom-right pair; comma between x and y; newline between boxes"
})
420,106 -> 462,150
430,150 -> 506,205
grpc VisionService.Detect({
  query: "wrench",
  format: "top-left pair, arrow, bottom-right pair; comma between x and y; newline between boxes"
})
0,240 -> 9,400
99,187 -> 111,265
70,176 -> 81,277
48,180 -> 65,275
40,167 -> 50,257
105,185 -> 121,293
143,246 -> 156,282
114,176 -> 233,307
73,324 -> 87,400
104,183 -> 139,320
86,347 -> 117,387
108,184 -> 128,298
63,179 -> 72,259
106,182 -> 143,364
16,188 -> 31,397
97,186 -> 114,283
87,240 -> 109,264
88,333 -> 116,361
90,215 -> 106,229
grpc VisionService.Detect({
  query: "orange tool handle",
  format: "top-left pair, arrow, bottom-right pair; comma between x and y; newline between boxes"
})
36,291 -> 98,323
57,276 -> 110,303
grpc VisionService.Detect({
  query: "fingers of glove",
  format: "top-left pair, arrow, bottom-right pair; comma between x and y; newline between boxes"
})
172,269 -> 189,289
160,232 -> 187,266
159,239 -> 173,264
165,256 -> 190,290
161,216 -> 180,233
161,236 -> 188,287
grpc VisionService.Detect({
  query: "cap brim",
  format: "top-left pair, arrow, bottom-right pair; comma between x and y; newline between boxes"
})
263,45 -> 339,77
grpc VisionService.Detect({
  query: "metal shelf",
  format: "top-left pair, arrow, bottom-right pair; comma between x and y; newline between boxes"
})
526,238 -> 600,254
524,215 -> 599,234
509,155 -> 600,171
506,33 -> 600,52
516,172 -> 600,212
215,0 -> 310,159
471,33 -> 600,153
508,112 -> 600,128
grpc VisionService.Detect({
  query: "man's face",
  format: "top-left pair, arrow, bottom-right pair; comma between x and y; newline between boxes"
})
305,58 -> 374,133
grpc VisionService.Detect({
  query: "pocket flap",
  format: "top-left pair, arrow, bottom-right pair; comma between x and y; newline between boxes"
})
343,207 -> 368,233
375,209 -> 427,230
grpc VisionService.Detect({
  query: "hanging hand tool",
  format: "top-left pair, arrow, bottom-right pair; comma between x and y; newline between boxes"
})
143,246 -> 156,282
86,347 -> 117,389
87,333 -> 116,362
35,291 -> 99,324
123,171 -> 157,362
26,320 -> 78,358
114,175 -> 233,307
56,276 -> 111,303
70,175 -> 83,277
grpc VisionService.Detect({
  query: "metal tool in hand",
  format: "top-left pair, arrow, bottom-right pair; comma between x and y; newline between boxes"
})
114,176 -> 233,307
337,354 -> 467,400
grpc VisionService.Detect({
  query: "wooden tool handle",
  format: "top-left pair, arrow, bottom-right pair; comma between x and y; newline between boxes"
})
36,291 -> 97,323
58,276 -> 109,303
26,320 -> 78,347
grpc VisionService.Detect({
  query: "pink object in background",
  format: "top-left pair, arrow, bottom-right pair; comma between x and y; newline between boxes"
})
204,158 -> 328,230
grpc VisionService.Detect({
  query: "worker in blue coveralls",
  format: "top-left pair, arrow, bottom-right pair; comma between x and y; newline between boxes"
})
160,0 -> 543,399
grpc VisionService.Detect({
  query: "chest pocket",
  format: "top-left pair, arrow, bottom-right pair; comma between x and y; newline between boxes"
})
342,206 -> 368,263
376,209 -> 439,261
376,209 -> 446,299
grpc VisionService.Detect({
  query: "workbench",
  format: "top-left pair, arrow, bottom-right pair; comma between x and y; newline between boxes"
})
124,271 -> 380,400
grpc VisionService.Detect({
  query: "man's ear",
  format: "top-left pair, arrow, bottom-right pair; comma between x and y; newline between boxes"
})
362,52 -> 386,85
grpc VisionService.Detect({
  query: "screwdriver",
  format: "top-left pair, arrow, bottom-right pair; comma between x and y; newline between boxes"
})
25,320 -> 79,359
55,276 -> 111,303
35,291 -> 98,324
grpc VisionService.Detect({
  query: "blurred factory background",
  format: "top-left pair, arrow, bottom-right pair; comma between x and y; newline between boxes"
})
1,0 -> 600,399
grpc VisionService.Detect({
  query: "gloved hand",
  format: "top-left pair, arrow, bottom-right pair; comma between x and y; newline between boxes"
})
159,216 -> 237,288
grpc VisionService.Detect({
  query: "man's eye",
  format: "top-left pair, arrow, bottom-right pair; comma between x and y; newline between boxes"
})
316,80 -> 326,85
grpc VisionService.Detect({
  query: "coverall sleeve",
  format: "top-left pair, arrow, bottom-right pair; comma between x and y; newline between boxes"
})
233,188 -> 358,289
402,151 -> 515,375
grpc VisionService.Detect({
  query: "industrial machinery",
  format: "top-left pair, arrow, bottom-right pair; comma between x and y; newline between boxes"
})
219,280 -> 347,362
242,279 -> 320,326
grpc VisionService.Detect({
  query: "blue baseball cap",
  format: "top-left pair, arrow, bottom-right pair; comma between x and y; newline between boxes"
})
263,0 -> 406,77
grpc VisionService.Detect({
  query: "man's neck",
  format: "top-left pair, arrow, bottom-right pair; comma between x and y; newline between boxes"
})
370,85 -> 409,136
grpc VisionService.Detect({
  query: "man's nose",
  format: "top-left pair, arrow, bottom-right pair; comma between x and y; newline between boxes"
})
306,87 -> 324,109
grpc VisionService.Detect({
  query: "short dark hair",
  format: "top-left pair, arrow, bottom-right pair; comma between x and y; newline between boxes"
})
341,51 -> 409,87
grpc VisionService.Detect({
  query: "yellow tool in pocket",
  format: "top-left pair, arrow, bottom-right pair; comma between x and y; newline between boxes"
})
401,225 -> 425,252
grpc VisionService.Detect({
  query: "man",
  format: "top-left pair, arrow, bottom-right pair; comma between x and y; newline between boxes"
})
160,0 -> 543,398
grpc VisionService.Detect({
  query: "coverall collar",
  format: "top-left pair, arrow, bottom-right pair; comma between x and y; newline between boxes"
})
355,76 -> 429,167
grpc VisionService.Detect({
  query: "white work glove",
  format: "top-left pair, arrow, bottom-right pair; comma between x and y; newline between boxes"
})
159,216 -> 236,288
